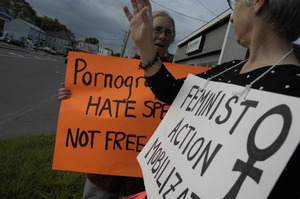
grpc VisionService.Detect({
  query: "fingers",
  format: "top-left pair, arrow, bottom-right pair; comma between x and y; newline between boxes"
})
123,6 -> 133,21
59,95 -> 70,101
140,0 -> 153,28
123,0 -> 141,21
143,0 -> 152,21
142,0 -> 151,7
58,87 -> 71,101
131,0 -> 139,15
136,0 -> 151,15
123,0 -> 152,22
141,7 -> 150,25
136,0 -> 145,14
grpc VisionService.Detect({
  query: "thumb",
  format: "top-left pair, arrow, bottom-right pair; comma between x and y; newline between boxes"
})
60,82 -> 65,88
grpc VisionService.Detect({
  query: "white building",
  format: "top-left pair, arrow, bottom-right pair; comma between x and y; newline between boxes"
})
45,30 -> 74,56
98,47 -> 112,56
3,18 -> 46,46
74,41 -> 112,56
174,9 -> 300,67
174,9 -> 247,67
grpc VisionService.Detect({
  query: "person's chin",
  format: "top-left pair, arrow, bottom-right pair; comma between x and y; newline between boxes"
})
155,47 -> 166,57
236,38 -> 247,48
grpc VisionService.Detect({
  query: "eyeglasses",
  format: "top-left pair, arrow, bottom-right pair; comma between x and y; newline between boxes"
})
227,0 -> 236,10
153,27 -> 174,38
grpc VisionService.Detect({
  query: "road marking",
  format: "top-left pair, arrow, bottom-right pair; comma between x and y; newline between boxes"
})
0,94 -> 59,126
46,57 -> 57,61
0,53 -> 64,63
56,71 -> 65,75
8,52 -> 24,57
34,56 -> 46,60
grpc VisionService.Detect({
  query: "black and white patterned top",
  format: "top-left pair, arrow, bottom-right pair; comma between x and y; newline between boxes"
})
146,60 -> 300,199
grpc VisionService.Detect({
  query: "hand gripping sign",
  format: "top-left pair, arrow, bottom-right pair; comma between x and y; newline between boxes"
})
137,74 -> 300,199
52,52 -> 207,177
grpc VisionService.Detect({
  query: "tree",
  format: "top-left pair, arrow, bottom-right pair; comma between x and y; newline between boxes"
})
0,0 -> 37,24
85,37 -> 99,45
0,0 -> 74,37
36,16 -> 74,36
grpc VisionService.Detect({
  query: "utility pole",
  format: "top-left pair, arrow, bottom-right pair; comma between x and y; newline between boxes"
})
120,29 -> 130,57
36,18 -> 44,52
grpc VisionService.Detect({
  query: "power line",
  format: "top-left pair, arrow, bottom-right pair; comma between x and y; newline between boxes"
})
195,0 -> 217,16
150,0 -> 207,23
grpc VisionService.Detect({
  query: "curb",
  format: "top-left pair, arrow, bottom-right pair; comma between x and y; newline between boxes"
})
0,44 -> 30,53
0,44 -> 50,56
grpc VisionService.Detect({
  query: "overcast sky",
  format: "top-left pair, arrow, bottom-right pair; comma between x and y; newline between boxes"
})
24,0 -> 300,56
24,0 -> 230,56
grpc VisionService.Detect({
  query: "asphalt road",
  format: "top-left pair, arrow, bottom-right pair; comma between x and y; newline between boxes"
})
0,42 -> 67,140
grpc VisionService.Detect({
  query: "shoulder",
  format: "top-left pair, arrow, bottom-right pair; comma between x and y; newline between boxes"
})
265,65 -> 300,85
215,60 -> 244,71
254,65 -> 300,97
196,60 -> 244,79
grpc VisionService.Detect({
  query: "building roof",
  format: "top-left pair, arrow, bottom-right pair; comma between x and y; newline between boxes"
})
177,9 -> 232,46
12,18 -> 46,34
78,45 -> 92,53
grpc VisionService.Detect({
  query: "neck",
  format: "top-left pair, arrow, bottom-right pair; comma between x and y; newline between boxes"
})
240,28 -> 299,74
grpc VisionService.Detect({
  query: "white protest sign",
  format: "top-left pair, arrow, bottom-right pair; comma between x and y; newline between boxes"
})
137,74 -> 300,199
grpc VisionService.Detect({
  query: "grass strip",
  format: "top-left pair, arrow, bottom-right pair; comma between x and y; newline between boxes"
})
0,134 -> 86,199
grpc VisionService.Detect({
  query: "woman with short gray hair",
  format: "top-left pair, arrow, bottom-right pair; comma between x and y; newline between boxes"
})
124,0 -> 300,198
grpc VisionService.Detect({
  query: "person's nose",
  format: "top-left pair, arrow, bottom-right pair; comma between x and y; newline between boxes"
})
158,31 -> 167,40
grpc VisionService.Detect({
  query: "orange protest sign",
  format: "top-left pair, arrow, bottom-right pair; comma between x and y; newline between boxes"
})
52,52 -> 208,177
123,191 -> 147,199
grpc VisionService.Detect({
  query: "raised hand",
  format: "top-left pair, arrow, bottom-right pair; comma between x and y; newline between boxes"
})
123,0 -> 153,51
123,0 -> 161,77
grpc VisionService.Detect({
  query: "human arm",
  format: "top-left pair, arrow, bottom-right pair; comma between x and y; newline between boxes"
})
58,83 -> 71,100
144,64 -> 184,104
123,0 -> 162,77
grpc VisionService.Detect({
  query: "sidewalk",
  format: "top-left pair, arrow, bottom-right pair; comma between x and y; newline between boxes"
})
0,41 -> 45,55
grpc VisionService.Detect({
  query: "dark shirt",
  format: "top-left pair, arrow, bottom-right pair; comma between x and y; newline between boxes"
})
133,53 -> 174,63
146,60 -> 300,199
88,55 -> 174,197
87,173 -> 145,196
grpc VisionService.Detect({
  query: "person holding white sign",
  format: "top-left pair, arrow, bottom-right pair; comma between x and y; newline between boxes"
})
123,0 -> 300,198
59,10 -> 176,199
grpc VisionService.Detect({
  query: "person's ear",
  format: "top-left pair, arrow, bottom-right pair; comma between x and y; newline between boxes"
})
253,0 -> 267,14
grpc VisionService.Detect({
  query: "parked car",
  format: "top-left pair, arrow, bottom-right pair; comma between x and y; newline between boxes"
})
43,46 -> 51,53
50,49 -> 57,55
0,37 -> 9,43
9,39 -> 25,47
44,46 -> 57,55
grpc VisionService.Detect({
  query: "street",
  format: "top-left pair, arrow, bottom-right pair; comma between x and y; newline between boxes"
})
0,43 -> 66,139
